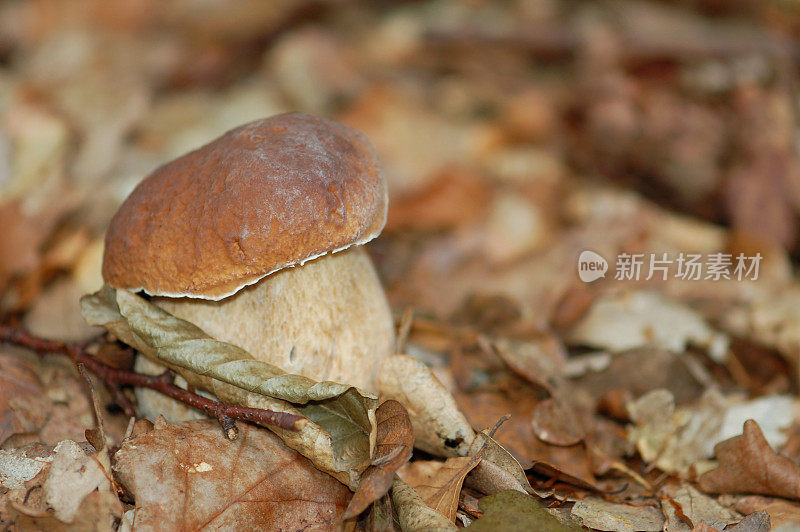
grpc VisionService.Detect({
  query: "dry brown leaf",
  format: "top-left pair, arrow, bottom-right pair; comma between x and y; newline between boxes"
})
758,501 -> 800,529
723,511 -> 770,532
385,167 -> 490,233
390,477 -> 457,532
398,453 -> 481,522
660,484 -> 740,531
114,418 -> 351,530
699,419 -> 800,499
571,498 -> 665,531
456,387 -> 594,480
9,490 -> 122,532
464,431 -> 551,498
378,354 -> 475,457
345,400 -> 414,520
491,335 -> 568,389
0,350 -> 47,445
531,395 -> 587,447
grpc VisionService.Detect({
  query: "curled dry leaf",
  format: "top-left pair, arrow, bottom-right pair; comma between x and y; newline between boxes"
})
699,419 -> 800,500
398,452 -> 482,522
391,477 -> 457,532
81,286 -> 377,488
465,431 -> 551,498
378,354 -> 475,457
113,418 -> 351,531
345,400 -> 414,520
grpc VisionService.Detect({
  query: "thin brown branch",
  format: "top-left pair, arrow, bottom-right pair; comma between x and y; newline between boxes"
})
0,323 -> 306,437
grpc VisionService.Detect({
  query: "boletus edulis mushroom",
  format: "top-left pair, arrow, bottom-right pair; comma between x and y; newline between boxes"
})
102,113 -> 395,417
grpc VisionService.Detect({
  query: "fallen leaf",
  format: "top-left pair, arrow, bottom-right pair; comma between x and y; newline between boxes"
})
6,439 -> 121,530
464,431 -> 551,498
398,453 -> 481,522
385,167 -> 491,233
531,395 -> 587,447
456,387 -> 594,480
758,501 -> 800,529
491,335 -> 568,389
378,354 -> 475,457
345,400 -> 414,519
43,440 -> 115,522
661,484 -> 740,531
9,490 -> 122,532
699,419 -> 800,500
0,350 -> 47,445
567,290 -> 729,362
724,511 -> 770,532
626,389 -> 741,475
391,477 -> 457,532
468,490 -> 582,531
364,494 -> 399,532
114,418 -> 351,530
82,286 -> 378,488
0,445 -> 53,490
571,498 -> 664,532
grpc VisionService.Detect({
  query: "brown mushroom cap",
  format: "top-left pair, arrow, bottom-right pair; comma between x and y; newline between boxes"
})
102,113 -> 387,300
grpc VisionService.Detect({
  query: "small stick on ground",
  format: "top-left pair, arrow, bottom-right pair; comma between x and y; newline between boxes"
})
0,323 -> 306,438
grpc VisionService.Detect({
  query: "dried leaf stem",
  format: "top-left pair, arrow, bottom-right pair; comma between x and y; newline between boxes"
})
0,323 -> 305,438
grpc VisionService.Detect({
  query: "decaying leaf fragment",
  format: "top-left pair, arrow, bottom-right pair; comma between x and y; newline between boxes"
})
345,400 -> 414,520
699,419 -> 800,500
378,354 -> 475,457
114,419 -> 351,530
81,285 -> 378,488
627,389 -> 795,475
5,439 -> 121,530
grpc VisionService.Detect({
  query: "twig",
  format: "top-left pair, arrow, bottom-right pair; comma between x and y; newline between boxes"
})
0,323 -> 306,438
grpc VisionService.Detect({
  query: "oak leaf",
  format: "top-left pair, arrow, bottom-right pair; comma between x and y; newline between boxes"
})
699,419 -> 800,500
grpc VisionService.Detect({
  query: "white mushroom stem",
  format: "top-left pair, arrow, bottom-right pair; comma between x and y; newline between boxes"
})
144,244 -> 394,388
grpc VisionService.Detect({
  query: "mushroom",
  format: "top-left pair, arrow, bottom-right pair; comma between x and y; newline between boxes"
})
102,113 -> 395,417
